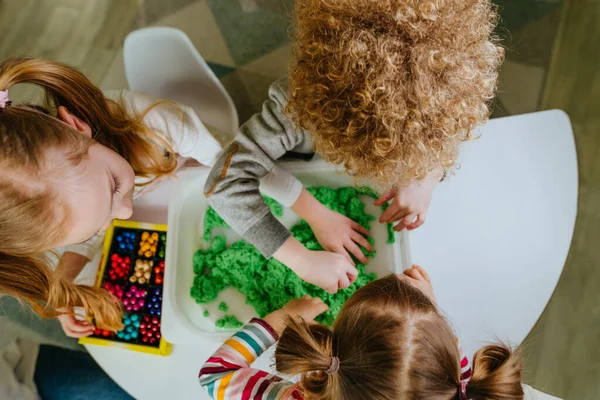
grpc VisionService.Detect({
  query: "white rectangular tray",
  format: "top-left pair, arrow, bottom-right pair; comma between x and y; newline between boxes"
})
162,161 -> 412,343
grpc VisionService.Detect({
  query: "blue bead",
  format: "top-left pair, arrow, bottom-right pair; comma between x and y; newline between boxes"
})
134,321 -> 140,328
156,310 -> 161,316
124,334 -> 131,340
131,314 -> 139,321
131,332 -> 138,339
149,310 -> 155,315
116,236 -> 122,242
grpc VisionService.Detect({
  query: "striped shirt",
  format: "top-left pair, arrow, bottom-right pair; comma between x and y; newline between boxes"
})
199,318 -> 472,399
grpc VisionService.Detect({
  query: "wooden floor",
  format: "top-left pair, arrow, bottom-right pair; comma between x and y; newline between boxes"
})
523,1 -> 600,398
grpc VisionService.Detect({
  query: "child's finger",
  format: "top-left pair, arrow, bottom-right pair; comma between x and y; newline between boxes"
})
344,241 -> 368,264
338,274 -> 351,290
413,265 -> 431,282
403,268 -> 422,281
379,204 -> 401,223
351,222 -> 370,237
374,189 -> 394,206
406,213 -> 426,230
352,232 -> 374,252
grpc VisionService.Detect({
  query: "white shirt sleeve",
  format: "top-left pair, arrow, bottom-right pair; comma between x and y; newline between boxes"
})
259,165 -> 303,208
108,90 -> 223,167
60,232 -> 105,261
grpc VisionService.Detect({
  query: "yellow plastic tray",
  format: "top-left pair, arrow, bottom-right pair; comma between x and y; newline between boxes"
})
79,220 -> 172,356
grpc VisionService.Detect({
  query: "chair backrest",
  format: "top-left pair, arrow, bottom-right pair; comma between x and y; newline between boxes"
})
123,27 -> 238,137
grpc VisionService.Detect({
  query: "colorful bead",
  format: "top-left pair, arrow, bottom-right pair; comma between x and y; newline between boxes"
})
139,315 -> 161,346
115,231 -> 136,253
146,287 -> 162,315
123,286 -> 146,312
153,261 -> 165,285
138,231 -> 159,257
102,282 -> 124,300
129,259 -> 153,285
107,254 -> 131,281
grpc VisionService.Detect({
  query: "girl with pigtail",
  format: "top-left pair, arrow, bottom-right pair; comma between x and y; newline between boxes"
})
0,56 -> 249,336
199,267 -> 524,400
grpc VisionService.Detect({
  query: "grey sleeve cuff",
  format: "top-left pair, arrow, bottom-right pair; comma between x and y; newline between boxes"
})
244,212 -> 291,258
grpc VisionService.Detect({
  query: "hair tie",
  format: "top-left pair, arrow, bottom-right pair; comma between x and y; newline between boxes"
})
326,356 -> 340,374
458,381 -> 470,400
0,90 -> 11,109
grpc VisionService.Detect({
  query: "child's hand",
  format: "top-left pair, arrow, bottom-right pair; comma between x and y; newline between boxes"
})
309,208 -> 373,265
57,307 -> 96,338
399,265 -> 436,304
375,169 -> 442,231
274,237 -> 358,294
296,250 -> 358,294
263,295 -> 329,335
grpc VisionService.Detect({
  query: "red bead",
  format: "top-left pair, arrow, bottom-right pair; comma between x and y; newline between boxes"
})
149,338 -> 157,344
156,333 -> 161,340
152,317 -> 158,324
142,337 -> 148,343
102,330 -> 110,337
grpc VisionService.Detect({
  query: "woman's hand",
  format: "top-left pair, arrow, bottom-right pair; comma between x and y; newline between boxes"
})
274,237 -> 358,294
399,265 -> 436,304
263,295 -> 329,335
375,168 -> 443,231
57,307 -> 96,338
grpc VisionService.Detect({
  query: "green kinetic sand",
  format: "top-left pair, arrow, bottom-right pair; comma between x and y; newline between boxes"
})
203,310 -> 210,318
215,315 -> 244,329
191,187 -> 394,326
218,301 -> 229,312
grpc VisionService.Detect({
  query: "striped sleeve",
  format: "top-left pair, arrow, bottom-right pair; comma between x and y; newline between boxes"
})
458,343 -> 472,382
199,318 -> 298,400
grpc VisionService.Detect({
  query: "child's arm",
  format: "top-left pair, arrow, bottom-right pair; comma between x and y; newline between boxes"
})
203,79 -> 359,293
199,319 -> 296,399
199,296 -> 328,399
374,166 -> 444,231
203,78 -> 309,258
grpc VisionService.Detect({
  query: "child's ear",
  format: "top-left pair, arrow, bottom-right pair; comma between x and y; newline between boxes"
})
57,106 -> 93,138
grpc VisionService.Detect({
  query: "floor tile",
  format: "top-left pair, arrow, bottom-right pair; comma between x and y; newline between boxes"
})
220,71 -> 256,123
238,43 -> 291,79
207,62 -> 236,79
236,68 -> 277,112
206,0 -> 291,66
497,60 -> 546,114
155,0 -> 235,67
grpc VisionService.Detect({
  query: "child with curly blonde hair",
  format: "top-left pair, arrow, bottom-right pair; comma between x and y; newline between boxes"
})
204,0 -> 504,294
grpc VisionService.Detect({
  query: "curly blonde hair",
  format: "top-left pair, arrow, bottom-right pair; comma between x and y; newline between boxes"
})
287,0 -> 504,185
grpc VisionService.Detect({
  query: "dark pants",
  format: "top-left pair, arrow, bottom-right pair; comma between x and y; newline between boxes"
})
34,345 -> 134,400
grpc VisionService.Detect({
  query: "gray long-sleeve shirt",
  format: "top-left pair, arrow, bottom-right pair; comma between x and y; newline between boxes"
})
204,78 -> 313,257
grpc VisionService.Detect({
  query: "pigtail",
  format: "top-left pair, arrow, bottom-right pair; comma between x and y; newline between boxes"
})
275,317 -> 339,398
467,345 -> 524,400
0,57 -> 176,184
0,251 -> 123,331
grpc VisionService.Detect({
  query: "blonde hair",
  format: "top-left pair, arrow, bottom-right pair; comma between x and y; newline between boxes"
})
287,0 -> 504,185
275,275 -> 523,399
0,57 -> 177,330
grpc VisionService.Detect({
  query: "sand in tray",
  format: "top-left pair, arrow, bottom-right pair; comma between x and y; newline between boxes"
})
191,186 -> 394,326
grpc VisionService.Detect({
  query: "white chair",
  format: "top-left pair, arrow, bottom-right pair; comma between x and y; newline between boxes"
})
123,27 -> 238,141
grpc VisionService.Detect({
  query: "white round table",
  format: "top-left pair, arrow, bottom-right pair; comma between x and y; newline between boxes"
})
85,110 -> 577,399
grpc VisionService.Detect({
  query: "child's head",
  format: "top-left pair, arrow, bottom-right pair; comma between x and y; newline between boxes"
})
0,57 -> 176,329
275,274 -> 523,399
287,0 -> 504,186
